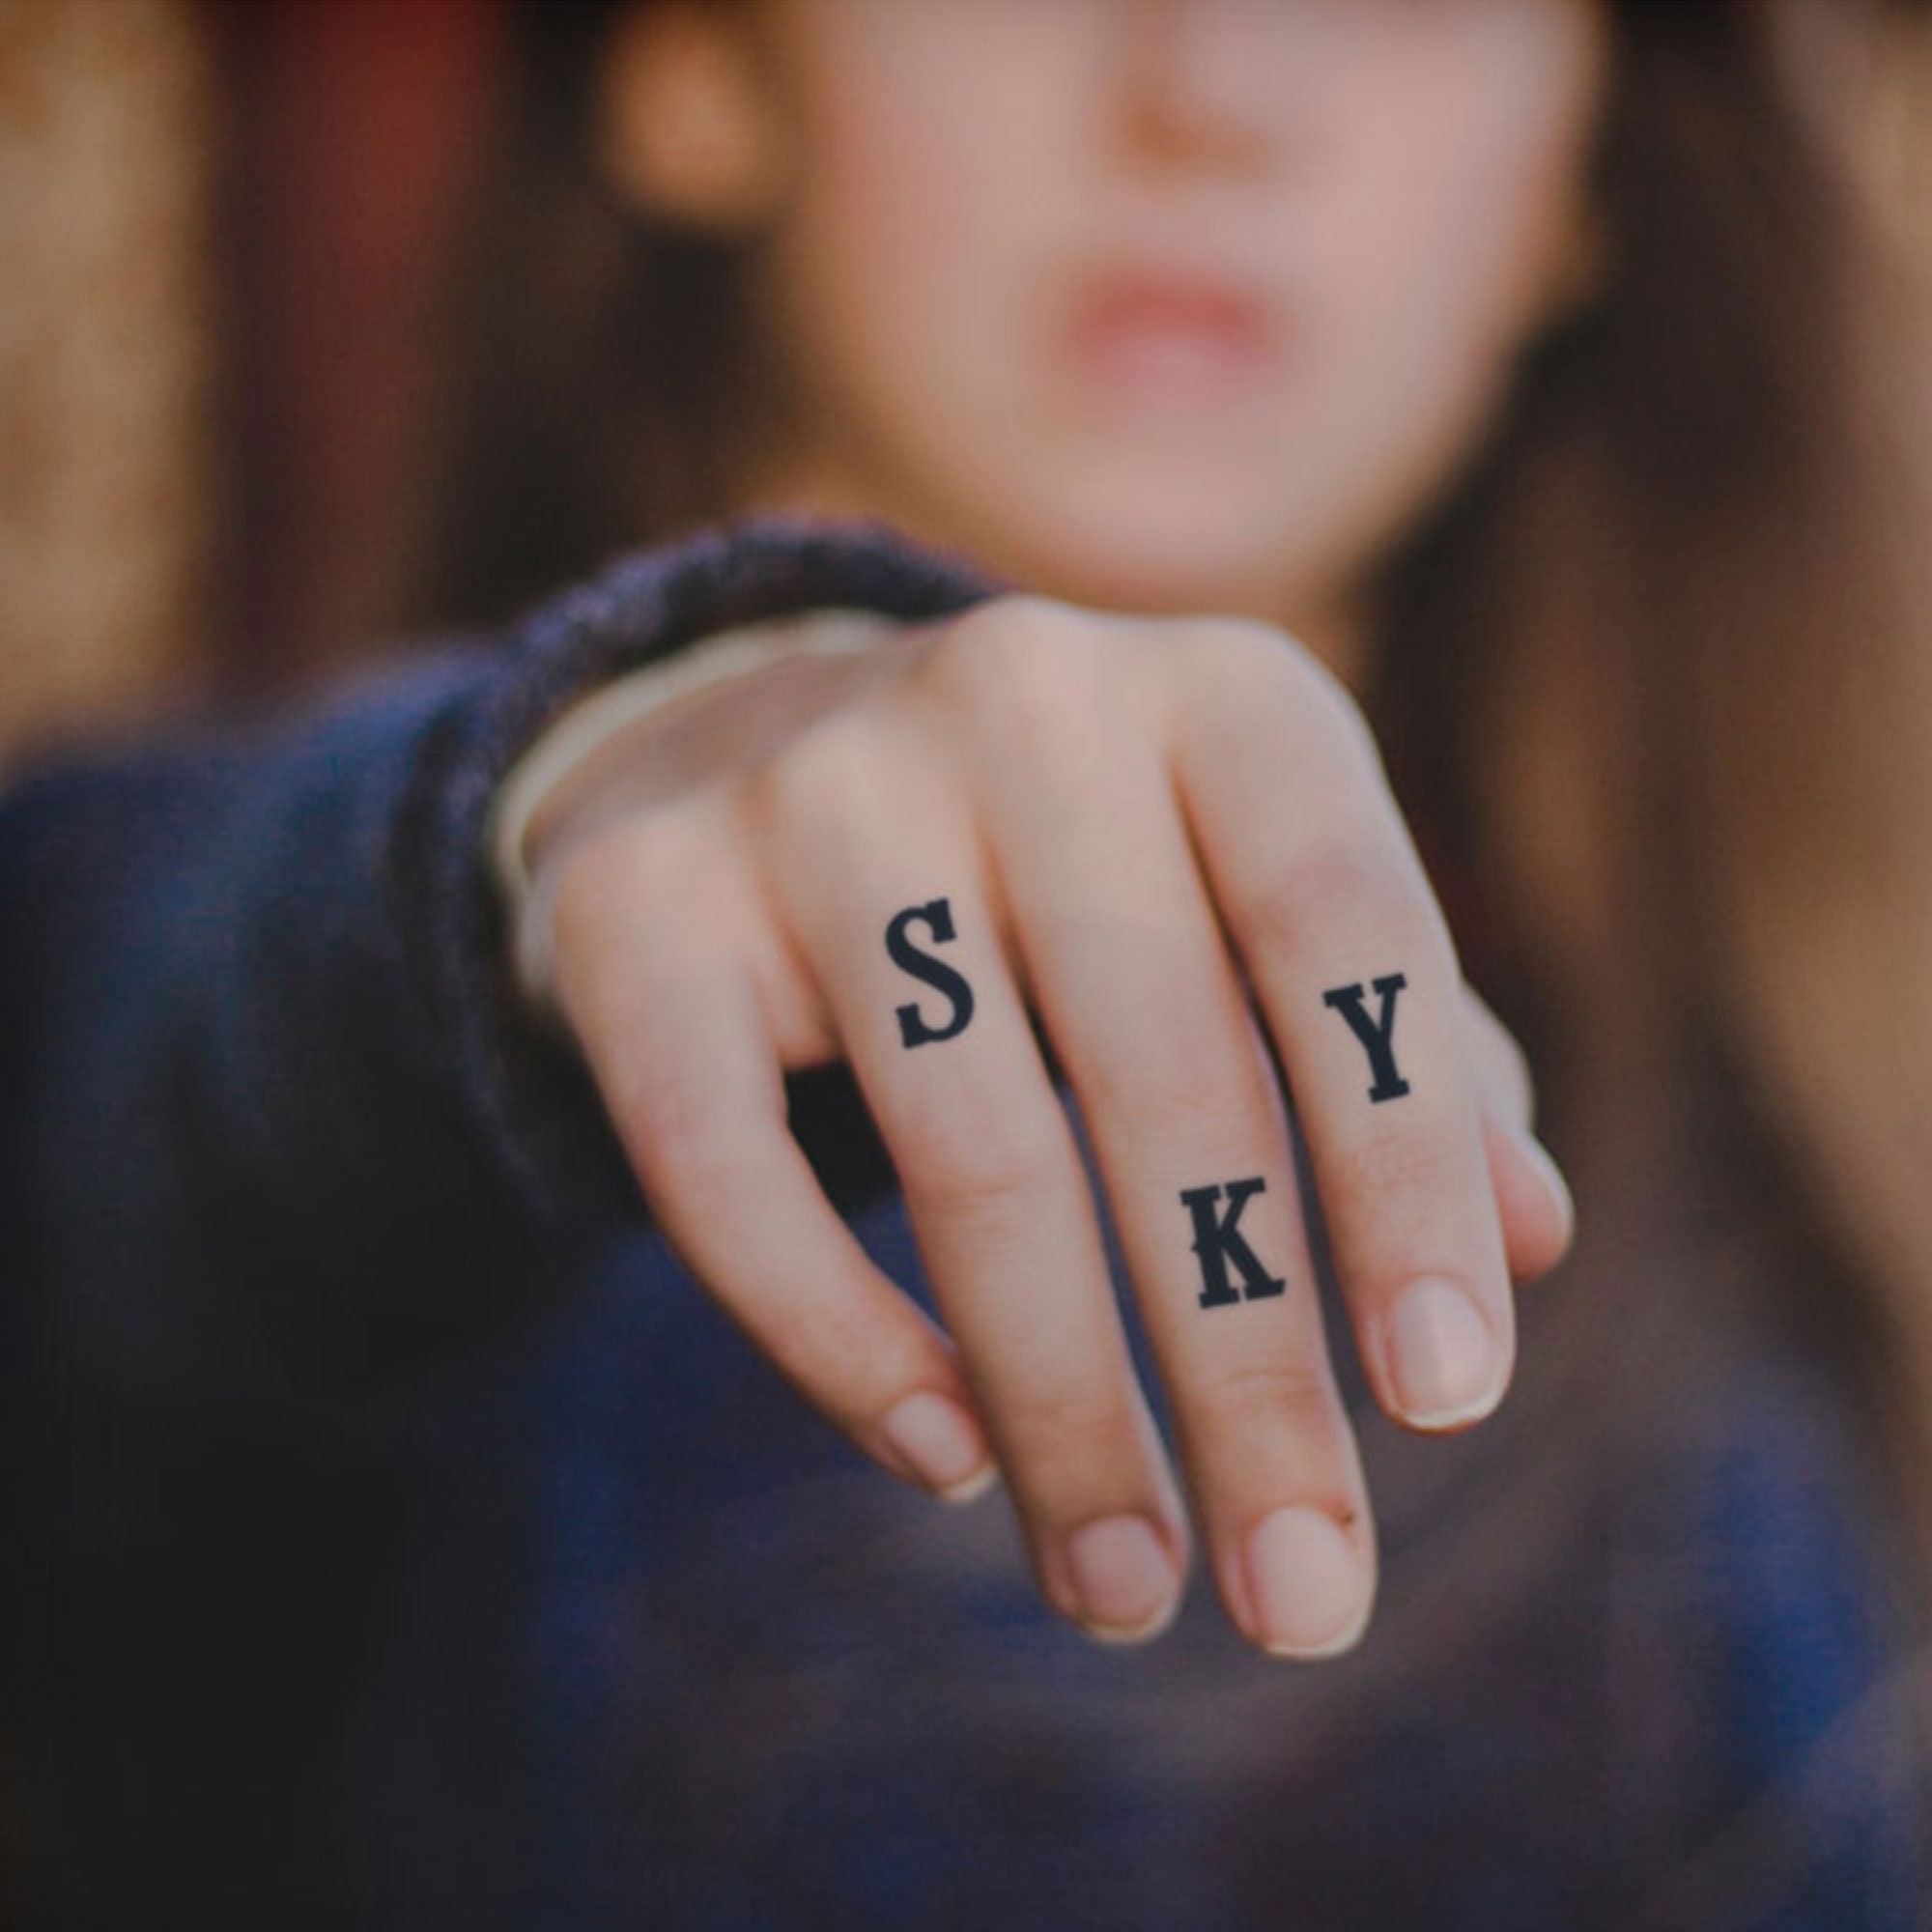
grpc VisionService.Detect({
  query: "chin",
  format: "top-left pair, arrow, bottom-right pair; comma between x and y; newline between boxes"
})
990,489 -> 1312,624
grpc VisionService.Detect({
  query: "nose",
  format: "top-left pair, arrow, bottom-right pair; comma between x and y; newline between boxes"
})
1116,0 -> 1311,175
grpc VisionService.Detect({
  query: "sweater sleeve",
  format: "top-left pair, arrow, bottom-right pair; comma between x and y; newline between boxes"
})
0,519 -> 992,1407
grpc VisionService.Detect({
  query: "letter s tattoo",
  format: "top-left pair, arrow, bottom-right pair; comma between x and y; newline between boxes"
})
886,897 -> 976,1047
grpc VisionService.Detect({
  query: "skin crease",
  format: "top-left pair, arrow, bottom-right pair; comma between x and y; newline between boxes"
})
667,0 -> 1615,682
558,0 -> 1605,1653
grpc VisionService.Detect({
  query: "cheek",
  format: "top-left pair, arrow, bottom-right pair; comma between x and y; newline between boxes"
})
767,3 -> 1083,433
782,139 -> 1035,403
1302,8 -> 1606,557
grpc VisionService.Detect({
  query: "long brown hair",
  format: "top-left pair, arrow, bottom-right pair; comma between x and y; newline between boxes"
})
1373,0 -> 1932,1543
412,0 -> 759,632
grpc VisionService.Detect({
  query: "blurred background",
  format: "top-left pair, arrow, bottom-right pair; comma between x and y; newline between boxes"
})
1,0 -> 1928,762
5,5 -> 1932,1920
3,0 -> 505,750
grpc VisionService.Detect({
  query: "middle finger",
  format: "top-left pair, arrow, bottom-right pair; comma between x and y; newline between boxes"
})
979,698 -> 1378,1658
756,716 -> 1194,1643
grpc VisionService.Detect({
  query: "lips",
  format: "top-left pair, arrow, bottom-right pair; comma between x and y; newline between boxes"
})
1065,270 -> 1280,402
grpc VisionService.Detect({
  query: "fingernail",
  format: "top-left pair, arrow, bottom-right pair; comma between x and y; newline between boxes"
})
1245,1506 -> 1370,1658
879,1392 -> 997,1503
1521,1131 -> 1576,1245
1384,1276 -> 1502,1428
1065,1514 -> 1180,1642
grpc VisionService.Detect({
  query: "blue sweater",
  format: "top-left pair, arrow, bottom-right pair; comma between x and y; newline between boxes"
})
1,524 -> 1925,1928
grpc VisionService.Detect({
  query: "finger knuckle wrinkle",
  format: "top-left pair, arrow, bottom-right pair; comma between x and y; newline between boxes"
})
783,1287 -> 902,1393
1334,1127 -> 1461,1207
1085,1045 -> 1235,1147
1466,993 -> 1535,1121
901,1114 -> 1066,1224
1207,1357 -> 1336,1434
1009,1381 -> 1138,1459
1239,845 -> 1407,957
626,1078 -> 749,1214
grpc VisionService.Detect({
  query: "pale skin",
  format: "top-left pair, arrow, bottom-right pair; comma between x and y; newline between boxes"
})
521,0 -> 1608,1657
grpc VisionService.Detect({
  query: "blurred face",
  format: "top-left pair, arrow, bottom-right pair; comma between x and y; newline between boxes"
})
626,0 -> 1610,661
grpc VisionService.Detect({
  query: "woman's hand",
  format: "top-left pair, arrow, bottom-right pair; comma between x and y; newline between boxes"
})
521,595 -> 1573,1657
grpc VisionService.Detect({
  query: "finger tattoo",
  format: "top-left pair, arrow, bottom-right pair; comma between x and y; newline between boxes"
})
1181,1178 -> 1287,1309
886,897 -> 977,1047
1322,974 -> 1410,1102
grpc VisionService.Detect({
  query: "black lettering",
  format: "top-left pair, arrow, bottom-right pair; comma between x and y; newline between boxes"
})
887,897 -> 976,1047
1322,974 -> 1410,1102
1180,1178 -> 1287,1309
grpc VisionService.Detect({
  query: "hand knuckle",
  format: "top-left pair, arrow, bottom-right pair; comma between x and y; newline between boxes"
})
920,596 -> 1120,746
1278,648 -> 1383,775
545,842 -> 615,964
1490,1031 -> 1535,1123
751,709 -> 892,841
1465,988 -> 1535,1120
546,816 -> 707,1010
1175,613 -> 1296,685
1182,618 -> 1384,779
